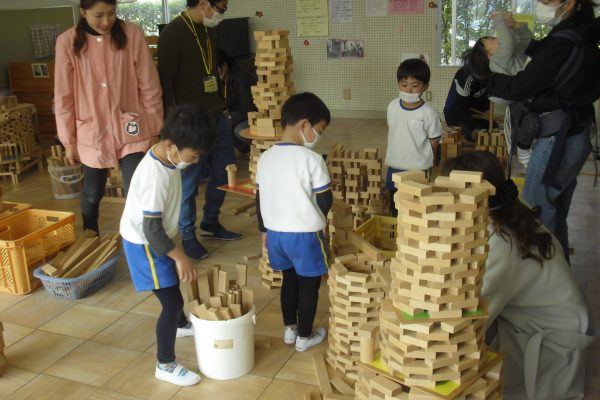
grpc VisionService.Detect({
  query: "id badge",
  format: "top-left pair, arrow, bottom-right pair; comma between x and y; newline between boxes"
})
204,76 -> 218,93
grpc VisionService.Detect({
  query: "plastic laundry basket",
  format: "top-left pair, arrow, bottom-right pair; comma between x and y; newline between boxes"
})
48,164 -> 83,199
190,305 -> 256,380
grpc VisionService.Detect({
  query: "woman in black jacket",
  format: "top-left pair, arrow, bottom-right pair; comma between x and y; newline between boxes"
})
488,0 -> 600,262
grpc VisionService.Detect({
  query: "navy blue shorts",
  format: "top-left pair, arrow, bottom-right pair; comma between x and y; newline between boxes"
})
267,230 -> 329,277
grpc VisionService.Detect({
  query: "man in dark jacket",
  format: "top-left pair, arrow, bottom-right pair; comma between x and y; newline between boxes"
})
218,50 -> 257,155
488,0 -> 600,261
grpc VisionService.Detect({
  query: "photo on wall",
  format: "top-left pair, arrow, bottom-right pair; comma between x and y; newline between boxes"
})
326,39 -> 364,59
31,63 -> 50,78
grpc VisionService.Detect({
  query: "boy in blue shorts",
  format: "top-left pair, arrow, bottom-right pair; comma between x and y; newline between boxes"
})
255,92 -> 332,352
120,105 -> 216,386
385,58 -> 442,216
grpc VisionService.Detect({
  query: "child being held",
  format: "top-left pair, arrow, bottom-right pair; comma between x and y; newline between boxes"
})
120,104 -> 216,387
255,92 -> 332,352
385,58 -> 442,216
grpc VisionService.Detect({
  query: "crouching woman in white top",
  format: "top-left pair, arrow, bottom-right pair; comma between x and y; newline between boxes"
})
443,151 -> 595,400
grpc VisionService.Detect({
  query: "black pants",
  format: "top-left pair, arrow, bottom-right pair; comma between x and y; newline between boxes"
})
281,268 -> 321,338
153,284 -> 189,364
81,152 -> 145,233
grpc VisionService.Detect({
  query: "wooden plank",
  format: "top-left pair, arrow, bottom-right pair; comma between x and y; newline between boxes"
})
236,263 -> 247,287
313,353 -> 332,394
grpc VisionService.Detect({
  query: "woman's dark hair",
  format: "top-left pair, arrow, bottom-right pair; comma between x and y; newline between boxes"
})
161,104 -> 216,152
396,58 -> 431,84
463,38 -> 492,82
217,49 -> 233,70
574,0 -> 599,21
187,0 -> 218,7
74,0 -> 127,56
281,92 -> 331,128
442,151 -> 555,265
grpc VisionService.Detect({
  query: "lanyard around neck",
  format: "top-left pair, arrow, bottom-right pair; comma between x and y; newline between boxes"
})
181,11 -> 213,76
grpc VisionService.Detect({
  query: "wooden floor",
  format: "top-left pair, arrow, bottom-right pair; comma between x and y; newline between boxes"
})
0,118 -> 597,399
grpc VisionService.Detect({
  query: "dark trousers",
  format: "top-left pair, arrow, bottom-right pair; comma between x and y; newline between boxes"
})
153,284 -> 189,364
81,152 -> 144,233
280,268 -> 321,338
179,114 -> 236,240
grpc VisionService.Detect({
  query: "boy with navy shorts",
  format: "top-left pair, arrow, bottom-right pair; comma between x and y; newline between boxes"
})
120,105 -> 216,386
255,92 -> 333,352
385,59 -> 442,216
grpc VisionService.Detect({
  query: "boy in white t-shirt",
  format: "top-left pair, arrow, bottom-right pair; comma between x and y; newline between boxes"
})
255,92 -> 332,352
120,105 -> 216,387
385,58 -> 442,216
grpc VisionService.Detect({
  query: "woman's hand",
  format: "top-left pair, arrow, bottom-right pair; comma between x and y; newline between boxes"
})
65,146 -> 79,166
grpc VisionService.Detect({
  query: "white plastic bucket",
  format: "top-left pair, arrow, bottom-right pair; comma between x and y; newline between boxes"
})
48,165 -> 83,199
189,305 -> 256,380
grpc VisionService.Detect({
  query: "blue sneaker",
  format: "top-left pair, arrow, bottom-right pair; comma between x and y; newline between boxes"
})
182,237 -> 209,260
200,223 -> 242,241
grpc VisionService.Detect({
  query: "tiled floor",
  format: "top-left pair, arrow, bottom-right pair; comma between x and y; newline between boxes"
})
0,118 -> 597,399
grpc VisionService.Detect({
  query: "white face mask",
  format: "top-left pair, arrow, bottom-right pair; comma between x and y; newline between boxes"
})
398,90 -> 421,104
300,126 -> 321,149
167,145 -> 192,169
202,9 -> 225,27
535,0 -> 567,27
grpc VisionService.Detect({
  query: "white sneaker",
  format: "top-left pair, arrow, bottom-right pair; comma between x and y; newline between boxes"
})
295,327 -> 327,352
155,362 -> 201,386
176,324 -> 194,338
284,325 -> 298,344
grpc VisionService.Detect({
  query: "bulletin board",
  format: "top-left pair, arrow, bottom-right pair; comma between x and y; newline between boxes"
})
224,0 -> 459,115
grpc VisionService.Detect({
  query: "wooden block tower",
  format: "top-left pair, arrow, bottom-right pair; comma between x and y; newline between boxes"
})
327,144 -> 386,229
440,126 -> 462,161
327,198 -> 356,257
258,247 -> 282,290
326,254 -> 386,381
375,170 -> 503,392
247,30 -> 295,185
475,129 -> 507,164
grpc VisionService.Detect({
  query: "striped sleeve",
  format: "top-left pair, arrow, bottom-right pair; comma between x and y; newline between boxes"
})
143,211 -> 162,218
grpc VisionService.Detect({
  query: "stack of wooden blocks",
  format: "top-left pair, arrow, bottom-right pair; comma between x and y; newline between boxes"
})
355,360 -> 504,399
327,144 -> 385,229
41,231 -> 120,278
187,264 -> 254,320
258,247 -> 282,290
475,130 -> 507,163
104,168 -> 125,199
367,169 -> 505,398
0,98 -> 42,184
47,145 -> 70,167
247,30 -> 295,185
326,253 -> 386,381
441,127 -> 462,161
0,322 -> 5,376
327,198 -> 356,258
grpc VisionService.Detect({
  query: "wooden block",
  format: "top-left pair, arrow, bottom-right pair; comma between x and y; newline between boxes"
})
241,287 -> 254,314
210,265 -> 220,296
330,377 -> 354,395
197,272 -> 211,305
236,263 -> 247,287
218,270 -> 228,293
229,304 -> 242,318
218,307 -> 233,320
313,353 -> 332,394
194,303 -> 211,320
244,253 -> 261,261
41,264 -> 58,277
209,296 -> 223,308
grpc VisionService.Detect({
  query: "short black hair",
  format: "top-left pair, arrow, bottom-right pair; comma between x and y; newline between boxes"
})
187,0 -> 217,7
218,49 -> 232,69
160,105 -> 216,152
281,92 -> 331,128
463,38 -> 492,82
396,58 -> 431,84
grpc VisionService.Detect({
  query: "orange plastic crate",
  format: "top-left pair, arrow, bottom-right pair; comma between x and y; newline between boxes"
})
0,209 -> 75,294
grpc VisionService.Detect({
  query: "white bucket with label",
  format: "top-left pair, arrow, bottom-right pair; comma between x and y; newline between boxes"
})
189,305 -> 256,380
48,164 -> 83,199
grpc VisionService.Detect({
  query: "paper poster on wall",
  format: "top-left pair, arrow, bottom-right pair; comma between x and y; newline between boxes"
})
365,0 -> 388,17
327,39 -> 364,58
297,0 -> 329,36
389,0 -> 424,15
330,0 -> 352,23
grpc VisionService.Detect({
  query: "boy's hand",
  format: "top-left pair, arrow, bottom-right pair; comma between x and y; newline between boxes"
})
261,232 -> 267,249
175,256 -> 197,283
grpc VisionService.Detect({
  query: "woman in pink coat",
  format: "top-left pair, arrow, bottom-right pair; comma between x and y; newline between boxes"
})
54,0 -> 163,233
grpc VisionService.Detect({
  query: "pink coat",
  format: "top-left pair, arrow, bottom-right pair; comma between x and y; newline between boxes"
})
54,21 -> 163,168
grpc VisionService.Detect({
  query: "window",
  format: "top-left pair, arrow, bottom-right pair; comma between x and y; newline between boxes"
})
117,0 -> 188,36
438,0 -> 552,66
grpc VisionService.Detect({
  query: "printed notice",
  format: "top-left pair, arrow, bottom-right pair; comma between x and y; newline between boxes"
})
365,0 -> 388,17
330,0 -> 352,23
389,0 -> 424,15
297,0 -> 329,36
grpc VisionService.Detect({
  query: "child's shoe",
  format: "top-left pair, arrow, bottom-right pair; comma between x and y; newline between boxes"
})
176,322 -> 194,338
155,361 -> 201,386
283,325 -> 298,344
295,327 -> 327,352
